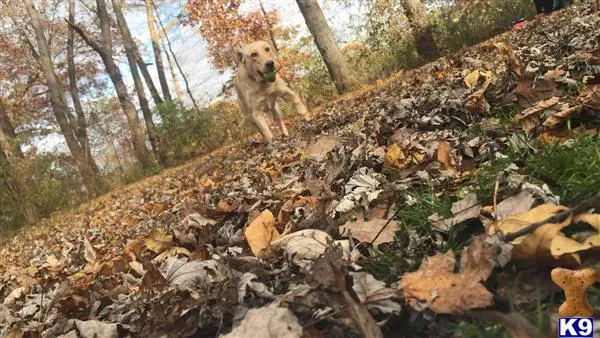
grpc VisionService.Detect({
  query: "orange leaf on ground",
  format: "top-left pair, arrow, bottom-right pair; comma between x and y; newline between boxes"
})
398,250 -> 494,314
244,210 -> 281,257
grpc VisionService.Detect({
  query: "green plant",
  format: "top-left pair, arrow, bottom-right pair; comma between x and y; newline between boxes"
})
155,101 -> 215,162
0,155 -> 87,229
525,134 -> 600,204
448,321 -> 509,338
362,188 -> 454,283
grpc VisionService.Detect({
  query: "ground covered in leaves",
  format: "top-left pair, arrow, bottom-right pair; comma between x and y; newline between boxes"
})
2,4 -> 600,338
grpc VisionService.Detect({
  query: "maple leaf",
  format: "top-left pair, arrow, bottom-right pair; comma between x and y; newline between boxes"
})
398,249 -> 494,315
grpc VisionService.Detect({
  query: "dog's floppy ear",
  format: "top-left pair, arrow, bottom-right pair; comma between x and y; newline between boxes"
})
235,48 -> 244,64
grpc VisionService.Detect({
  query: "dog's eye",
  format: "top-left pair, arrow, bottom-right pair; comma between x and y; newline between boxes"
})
250,52 -> 258,57
265,47 -> 270,52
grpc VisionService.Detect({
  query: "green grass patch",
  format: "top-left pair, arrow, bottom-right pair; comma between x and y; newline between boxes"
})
491,103 -> 524,125
362,188 -> 454,284
448,321 -> 509,338
525,135 -> 600,204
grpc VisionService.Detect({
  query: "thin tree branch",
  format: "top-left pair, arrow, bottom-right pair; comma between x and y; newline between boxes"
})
503,193 -> 600,242
152,0 -> 199,109
65,19 -> 104,56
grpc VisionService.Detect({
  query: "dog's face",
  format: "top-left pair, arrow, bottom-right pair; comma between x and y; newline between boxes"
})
237,40 -> 277,83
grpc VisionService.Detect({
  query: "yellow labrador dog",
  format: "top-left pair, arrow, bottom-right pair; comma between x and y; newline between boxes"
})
234,40 -> 311,144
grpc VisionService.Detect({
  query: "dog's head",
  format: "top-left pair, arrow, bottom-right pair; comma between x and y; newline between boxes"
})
236,40 -> 277,83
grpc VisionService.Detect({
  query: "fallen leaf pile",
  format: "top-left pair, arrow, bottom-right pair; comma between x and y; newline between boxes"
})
1,4 -> 599,337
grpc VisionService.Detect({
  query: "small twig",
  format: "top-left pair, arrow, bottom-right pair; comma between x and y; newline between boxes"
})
582,82 -> 600,101
301,305 -> 348,328
493,180 -> 500,220
503,193 -> 600,242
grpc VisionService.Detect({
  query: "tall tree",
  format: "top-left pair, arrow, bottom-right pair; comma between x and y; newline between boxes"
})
295,0 -> 352,94
153,2 -> 198,109
112,0 -> 166,166
67,0 -> 98,173
145,0 -> 172,101
23,0 -> 102,194
69,0 -> 155,170
164,43 -> 186,104
400,0 -> 437,61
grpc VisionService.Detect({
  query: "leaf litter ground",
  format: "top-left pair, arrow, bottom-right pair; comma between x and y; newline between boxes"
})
2,4 -> 600,337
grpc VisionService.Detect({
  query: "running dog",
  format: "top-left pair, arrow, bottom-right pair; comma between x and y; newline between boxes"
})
234,40 -> 311,143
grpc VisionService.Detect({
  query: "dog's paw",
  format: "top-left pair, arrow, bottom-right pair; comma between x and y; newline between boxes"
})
302,114 -> 312,122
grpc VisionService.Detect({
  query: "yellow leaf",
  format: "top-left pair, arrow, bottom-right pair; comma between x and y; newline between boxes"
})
152,247 -> 191,262
383,144 -> 406,169
464,69 -> 481,89
574,213 -> 600,230
83,236 -> 97,264
550,236 -> 592,258
244,210 -> 281,257
489,204 -> 581,266
144,229 -> 173,254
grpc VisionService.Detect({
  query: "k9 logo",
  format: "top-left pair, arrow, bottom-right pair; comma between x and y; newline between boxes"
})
558,317 -> 594,338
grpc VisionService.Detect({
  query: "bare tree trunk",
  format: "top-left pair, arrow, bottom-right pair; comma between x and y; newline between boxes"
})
0,100 -> 23,159
23,0 -> 101,195
152,2 -> 199,109
112,0 -> 167,166
145,0 -> 172,101
67,0 -> 99,174
164,43 -> 185,104
136,57 -> 164,106
69,0 -> 155,170
295,0 -> 352,94
400,0 -> 438,61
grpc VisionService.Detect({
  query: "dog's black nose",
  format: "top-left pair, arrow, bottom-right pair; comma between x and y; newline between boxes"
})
265,60 -> 275,69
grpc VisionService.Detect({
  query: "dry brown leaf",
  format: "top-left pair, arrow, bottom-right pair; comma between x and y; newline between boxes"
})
303,135 -> 341,162
514,79 -> 558,108
129,261 -> 145,276
222,304 -> 303,338
244,210 -> 281,257
579,84 -> 600,109
466,90 -> 490,114
339,218 -> 399,246
83,236 -> 97,265
488,204 -> 582,266
152,247 -> 191,262
513,97 -> 560,133
542,105 -> 582,129
383,143 -> 406,169
437,140 -> 453,167
495,42 -> 522,78
144,229 -> 173,254
216,200 -> 232,213
398,251 -> 494,314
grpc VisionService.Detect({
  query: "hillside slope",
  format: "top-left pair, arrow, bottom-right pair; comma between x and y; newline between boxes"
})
1,3 -> 599,337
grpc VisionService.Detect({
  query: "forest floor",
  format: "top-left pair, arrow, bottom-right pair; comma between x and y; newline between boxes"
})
1,3 -> 600,338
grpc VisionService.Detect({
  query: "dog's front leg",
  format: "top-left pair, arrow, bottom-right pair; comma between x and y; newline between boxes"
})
251,110 -> 274,143
281,88 -> 311,121
271,102 -> 289,137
